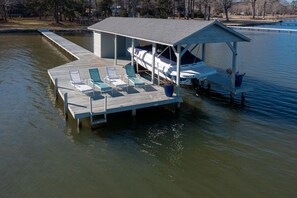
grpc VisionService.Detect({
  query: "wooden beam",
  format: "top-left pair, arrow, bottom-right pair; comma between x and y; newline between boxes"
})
171,46 -> 177,54
180,44 -> 191,57
226,42 -> 237,55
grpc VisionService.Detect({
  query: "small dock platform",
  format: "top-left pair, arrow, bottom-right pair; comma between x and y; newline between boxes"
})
230,26 -> 297,34
206,72 -> 253,101
39,30 -> 182,127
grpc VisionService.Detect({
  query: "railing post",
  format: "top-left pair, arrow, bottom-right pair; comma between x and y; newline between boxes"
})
54,78 -> 58,101
64,93 -> 68,120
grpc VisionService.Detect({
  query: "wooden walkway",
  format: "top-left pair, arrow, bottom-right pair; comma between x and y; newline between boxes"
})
39,30 -> 182,124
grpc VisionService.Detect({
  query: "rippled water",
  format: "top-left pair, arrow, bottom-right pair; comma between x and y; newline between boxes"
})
0,31 -> 296,197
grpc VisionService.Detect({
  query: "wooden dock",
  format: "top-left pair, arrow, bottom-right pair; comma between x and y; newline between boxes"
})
230,26 -> 297,34
39,30 -> 182,126
206,72 -> 253,102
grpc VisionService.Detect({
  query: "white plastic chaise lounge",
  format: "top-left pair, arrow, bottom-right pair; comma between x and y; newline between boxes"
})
105,66 -> 128,91
89,68 -> 113,94
124,64 -> 146,89
69,70 -> 93,95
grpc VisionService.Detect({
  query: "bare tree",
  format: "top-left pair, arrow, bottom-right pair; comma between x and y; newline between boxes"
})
0,0 -> 11,21
251,0 -> 257,18
222,0 -> 232,21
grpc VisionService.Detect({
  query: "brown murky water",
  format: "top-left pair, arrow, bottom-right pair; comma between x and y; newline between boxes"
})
0,31 -> 296,197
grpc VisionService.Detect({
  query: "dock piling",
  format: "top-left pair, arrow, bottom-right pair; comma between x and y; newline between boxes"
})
132,109 -> 136,116
77,119 -> 82,128
54,78 -> 58,101
64,93 -> 68,120
104,96 -> 107,120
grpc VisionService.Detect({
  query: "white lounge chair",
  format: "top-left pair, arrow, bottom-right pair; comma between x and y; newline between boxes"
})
105,66 -> 128,91
69,70 -> 93,94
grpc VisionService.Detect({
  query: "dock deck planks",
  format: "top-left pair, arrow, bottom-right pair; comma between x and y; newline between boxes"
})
39,30 -> 181,120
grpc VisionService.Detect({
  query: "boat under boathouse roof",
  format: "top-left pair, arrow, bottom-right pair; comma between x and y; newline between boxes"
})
88,17 -> 250,46
88,17 -> 252,101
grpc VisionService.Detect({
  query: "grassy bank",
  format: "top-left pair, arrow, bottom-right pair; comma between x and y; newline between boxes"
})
0,17 -> 89,31
1,15 -> 296,32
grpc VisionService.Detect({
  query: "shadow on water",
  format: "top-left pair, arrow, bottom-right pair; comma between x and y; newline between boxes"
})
187,74 -> 297,125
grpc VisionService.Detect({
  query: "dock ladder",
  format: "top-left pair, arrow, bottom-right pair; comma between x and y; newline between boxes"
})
89,96 -> 107,126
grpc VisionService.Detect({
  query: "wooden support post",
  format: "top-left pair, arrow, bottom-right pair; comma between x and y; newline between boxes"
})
64,93 -> 68,120
157,63 -> 160,86
231,42 -> 238,89
89,96 -> 93,124
241,92 -> 246,104
77,119 -> 82,128
131,38 -> 135,66
114,35 -> 117,66
104,95 -> 107,121
230,92 -> 235,103
54,78 -> 58,101
132,109 -> 136,117
202,43 -> 206,61
152,43 -> 156,84
175,45 -> 181,97
175,45 -> 181,108
207,83 -> 211,91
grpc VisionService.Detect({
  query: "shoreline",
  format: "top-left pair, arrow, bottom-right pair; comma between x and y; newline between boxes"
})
0,28 -> 91,33
1,15 -> 296,33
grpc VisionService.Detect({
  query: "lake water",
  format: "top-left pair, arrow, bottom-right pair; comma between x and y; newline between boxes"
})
261,18 -> 297,30
0,30 -> 296,197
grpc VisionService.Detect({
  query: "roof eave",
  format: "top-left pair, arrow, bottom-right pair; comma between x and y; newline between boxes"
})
214,21 -> 251,42
88,27 -> 174,46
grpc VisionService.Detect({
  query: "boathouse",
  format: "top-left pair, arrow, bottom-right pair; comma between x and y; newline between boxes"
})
44,17 -> 251,128
88,17 -> 251,100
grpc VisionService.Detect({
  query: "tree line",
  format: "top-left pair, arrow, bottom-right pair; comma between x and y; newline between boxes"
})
1,0 -> 296,23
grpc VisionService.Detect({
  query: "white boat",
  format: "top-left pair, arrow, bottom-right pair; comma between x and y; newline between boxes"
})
128,45 -> 216,85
